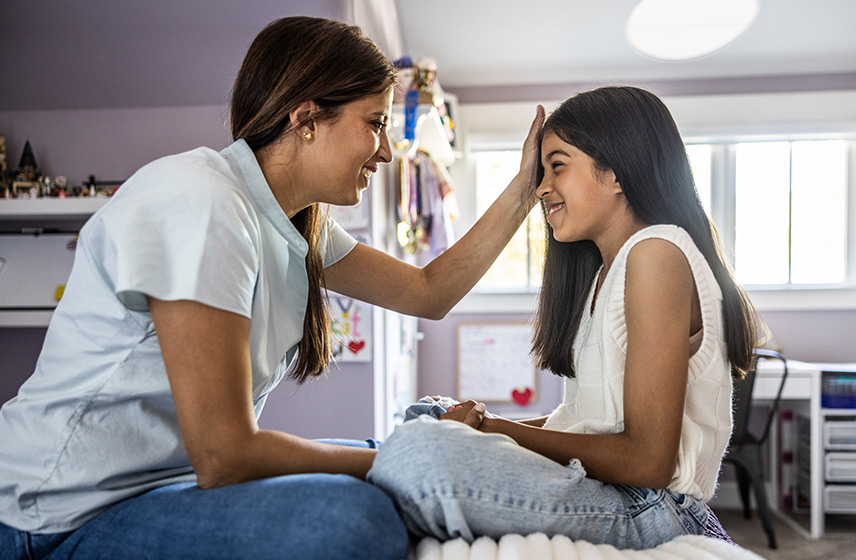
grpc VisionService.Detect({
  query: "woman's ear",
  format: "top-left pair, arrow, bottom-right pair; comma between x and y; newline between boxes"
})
288,100 -> 318,138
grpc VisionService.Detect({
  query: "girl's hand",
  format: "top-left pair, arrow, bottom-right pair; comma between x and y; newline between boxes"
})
440,400 -> 486,429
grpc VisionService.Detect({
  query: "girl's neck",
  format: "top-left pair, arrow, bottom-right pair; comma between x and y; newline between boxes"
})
595,216 -> 650,277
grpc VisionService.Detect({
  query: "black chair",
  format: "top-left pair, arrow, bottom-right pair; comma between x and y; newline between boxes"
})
723,348 -> 789,549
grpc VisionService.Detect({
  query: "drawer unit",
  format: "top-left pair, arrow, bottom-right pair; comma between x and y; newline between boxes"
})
825,485 -> 856,513
0,233 -> 77,309
824,417 -> 856,450
825,453 -> 856,482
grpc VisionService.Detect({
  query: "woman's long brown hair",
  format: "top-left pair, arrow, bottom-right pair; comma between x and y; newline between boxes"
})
230,16 -> 395,382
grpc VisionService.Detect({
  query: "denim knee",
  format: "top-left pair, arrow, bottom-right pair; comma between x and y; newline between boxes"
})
320,477 -> 410,559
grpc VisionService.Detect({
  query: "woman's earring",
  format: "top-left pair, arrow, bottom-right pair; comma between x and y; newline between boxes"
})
303,132 -> 313,142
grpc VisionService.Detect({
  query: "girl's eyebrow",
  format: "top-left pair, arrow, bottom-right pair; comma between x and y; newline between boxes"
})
544,149 -> 571,161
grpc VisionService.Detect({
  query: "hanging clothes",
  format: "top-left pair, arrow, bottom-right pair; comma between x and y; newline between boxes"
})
394,151 -> 457,257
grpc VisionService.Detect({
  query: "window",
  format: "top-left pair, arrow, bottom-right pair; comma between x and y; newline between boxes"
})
474,150 -> 545,291
734,140 -> 847,285
472,139 -> 852,293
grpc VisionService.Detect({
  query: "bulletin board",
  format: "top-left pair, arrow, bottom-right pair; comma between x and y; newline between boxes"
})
457,322 -> 537,403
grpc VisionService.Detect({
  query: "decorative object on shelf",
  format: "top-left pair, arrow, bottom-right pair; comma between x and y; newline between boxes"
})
12,140 -> 41,198
0,136 -> 10,198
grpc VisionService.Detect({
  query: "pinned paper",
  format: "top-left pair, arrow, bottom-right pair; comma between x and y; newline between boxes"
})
457,323 -> 536,402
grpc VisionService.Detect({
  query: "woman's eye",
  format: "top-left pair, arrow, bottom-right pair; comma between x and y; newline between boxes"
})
372,121 -> 386,132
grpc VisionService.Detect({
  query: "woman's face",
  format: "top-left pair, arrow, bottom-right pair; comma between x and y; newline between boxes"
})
309,88 -> 394,207
536,131 -> 620,243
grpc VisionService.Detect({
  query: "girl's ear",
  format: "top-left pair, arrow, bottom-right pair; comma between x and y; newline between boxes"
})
288,100 -> 319,137
605,168 -> 623,194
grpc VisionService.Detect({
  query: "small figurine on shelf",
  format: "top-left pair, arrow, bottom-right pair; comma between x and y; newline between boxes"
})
53,175 -> 68,198
0,136 -> 11,197
12,140 -> 41,198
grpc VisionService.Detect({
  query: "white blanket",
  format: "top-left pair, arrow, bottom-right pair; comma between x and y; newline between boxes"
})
411,534 -> 767,560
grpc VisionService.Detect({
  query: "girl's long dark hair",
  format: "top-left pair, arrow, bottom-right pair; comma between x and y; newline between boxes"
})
230,16 -> 396,383
532,86 -> 756,379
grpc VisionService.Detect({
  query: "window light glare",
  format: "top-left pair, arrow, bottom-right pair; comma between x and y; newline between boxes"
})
626,0 -> 759,61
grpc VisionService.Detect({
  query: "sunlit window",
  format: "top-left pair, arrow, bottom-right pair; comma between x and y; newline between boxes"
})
686,144 -> 712,212
474,150 -> 544,291
735,140 -> 847,285
472,139 -> 850,292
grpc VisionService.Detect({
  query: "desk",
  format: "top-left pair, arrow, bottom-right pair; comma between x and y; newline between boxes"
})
754,359 -> 856,539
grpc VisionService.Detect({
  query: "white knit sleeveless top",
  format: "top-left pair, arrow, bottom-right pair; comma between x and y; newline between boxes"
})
542,224 -> 732,501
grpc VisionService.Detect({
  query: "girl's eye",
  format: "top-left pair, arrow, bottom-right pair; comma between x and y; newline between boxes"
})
372,121 -> 386,132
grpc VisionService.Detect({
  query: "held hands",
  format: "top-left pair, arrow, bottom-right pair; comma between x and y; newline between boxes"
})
440,400 -> 487,429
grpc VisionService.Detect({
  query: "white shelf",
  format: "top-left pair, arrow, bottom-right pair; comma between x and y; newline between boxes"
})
0,310 -> 53,327
0,198 -> 109,221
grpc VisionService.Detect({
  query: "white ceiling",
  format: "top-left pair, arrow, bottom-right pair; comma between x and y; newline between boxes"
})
1,0 -> 854,111
396,0 -> 856,92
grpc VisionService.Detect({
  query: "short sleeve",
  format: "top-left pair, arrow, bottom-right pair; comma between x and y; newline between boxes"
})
321,214 -> 358,268
88,150 -> 261,318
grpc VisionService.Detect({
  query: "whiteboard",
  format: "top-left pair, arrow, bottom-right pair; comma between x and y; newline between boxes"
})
457,322 -> 536,402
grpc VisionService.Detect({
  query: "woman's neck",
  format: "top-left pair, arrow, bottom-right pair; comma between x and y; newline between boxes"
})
253,141 -> 307,219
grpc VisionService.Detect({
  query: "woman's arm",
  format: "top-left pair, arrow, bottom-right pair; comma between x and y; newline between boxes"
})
324,106 -> 545,320
473,240 -> 695,488
148,296 -> 376,488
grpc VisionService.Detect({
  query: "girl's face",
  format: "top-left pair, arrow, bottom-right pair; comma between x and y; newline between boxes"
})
536,131 -> 621,243
309,88 -> 393,207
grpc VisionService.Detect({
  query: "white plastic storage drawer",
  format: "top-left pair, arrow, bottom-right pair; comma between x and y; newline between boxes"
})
824,418 -> 856,450
0,233 -> 78,309
825,485 -> 856,513
825,453 -> 856,482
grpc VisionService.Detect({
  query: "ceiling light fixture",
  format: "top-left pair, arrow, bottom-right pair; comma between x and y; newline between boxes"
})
625,0 -> 759,62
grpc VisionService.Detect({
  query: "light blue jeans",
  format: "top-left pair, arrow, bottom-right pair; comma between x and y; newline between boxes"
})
367,413 -> 709,550
0,439 -> 409,560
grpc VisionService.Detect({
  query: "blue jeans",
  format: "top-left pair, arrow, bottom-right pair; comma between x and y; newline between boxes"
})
0,439 -> 409,560
367,413 -> 709,550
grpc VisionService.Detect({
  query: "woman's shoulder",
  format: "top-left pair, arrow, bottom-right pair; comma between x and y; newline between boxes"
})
131,147 -> 239,193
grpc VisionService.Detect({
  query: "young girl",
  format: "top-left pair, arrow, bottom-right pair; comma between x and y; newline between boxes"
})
368,86 -> 757,550
0,16 -> 544,560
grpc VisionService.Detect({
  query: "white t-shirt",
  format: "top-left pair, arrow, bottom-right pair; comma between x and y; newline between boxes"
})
543,225 -> 732,501
0,139 -> 358,533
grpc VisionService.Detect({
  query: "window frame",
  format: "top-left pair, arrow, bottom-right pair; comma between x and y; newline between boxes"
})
452,135 -> 856,313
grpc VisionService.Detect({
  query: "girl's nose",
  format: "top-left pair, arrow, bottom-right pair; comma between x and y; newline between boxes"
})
535,178 -> 551,200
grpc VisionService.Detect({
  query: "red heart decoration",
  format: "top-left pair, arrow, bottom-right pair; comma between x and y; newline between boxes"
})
511,386 -> 533,406
347,340 -> 366,354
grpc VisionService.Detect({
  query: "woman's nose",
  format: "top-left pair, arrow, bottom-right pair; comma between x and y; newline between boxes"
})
377,129 -> 393,163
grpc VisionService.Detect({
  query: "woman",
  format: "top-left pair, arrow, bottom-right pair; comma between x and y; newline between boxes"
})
368,86 -> 757,550
0,17 -> 544,560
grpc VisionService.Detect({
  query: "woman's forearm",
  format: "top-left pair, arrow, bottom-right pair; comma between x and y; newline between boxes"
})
195,429 -> 377,489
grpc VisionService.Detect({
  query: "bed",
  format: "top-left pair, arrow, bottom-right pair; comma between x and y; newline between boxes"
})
409,533 -> 765,560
